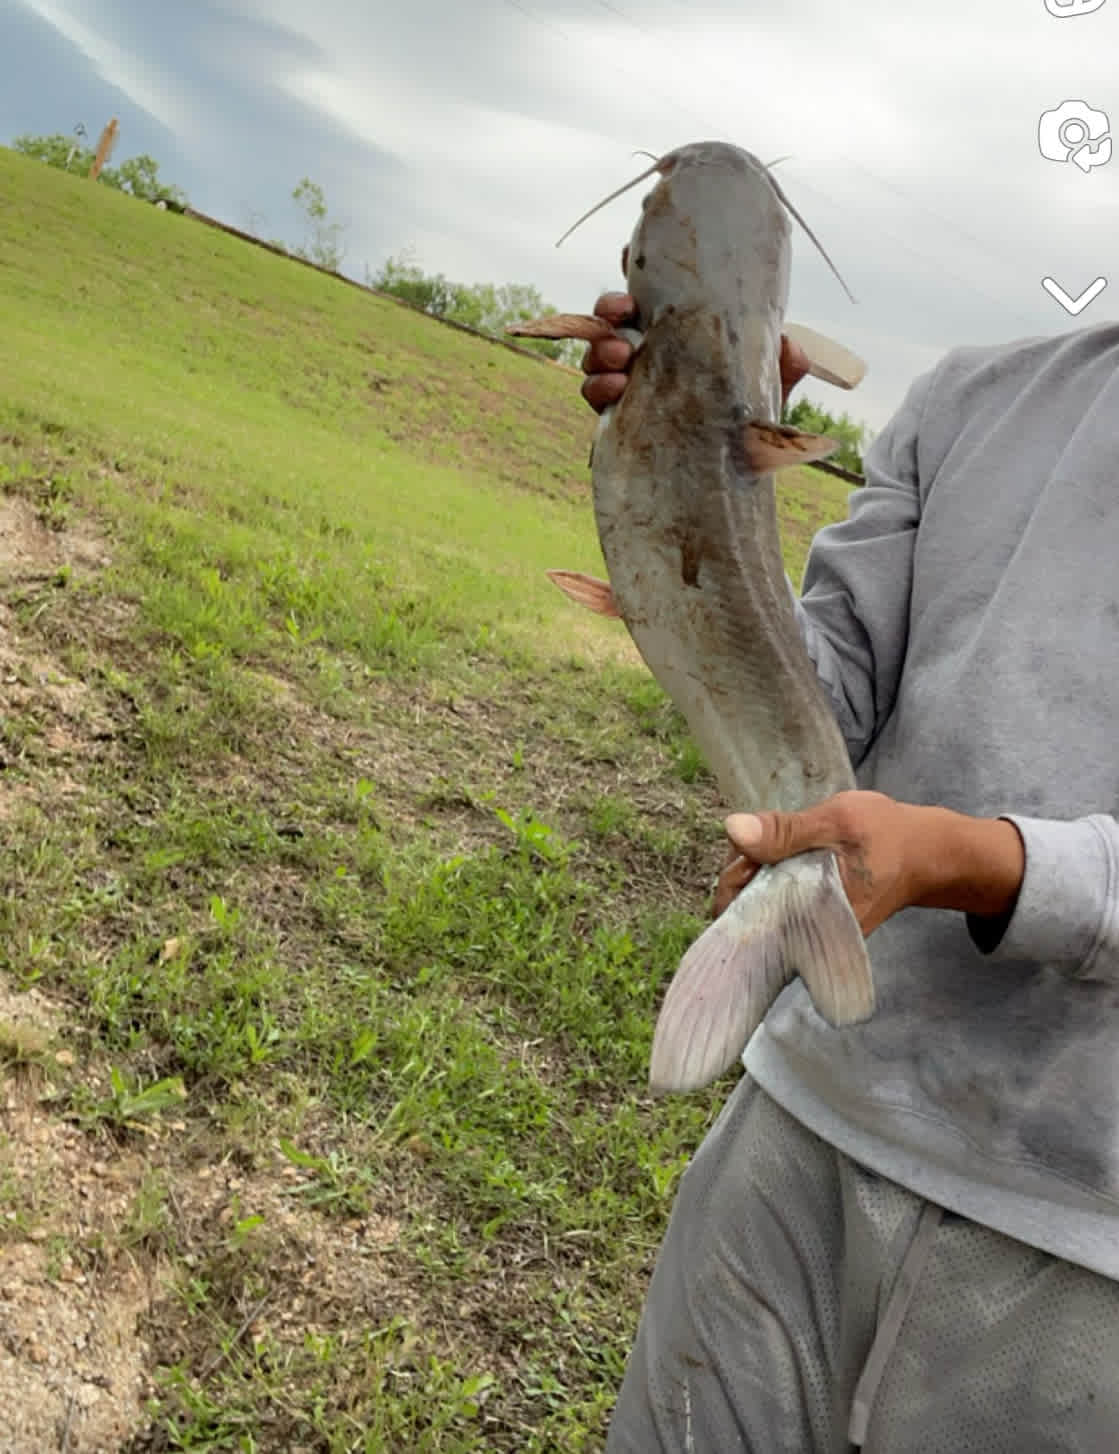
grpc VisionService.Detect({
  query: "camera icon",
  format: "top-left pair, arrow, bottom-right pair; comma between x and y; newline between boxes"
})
1043,0 -> 1107,13
1039,100 -> 1112,171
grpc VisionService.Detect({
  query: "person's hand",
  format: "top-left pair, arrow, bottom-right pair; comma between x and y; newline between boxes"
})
580,292 -> 636,413
712,791 -> 1026,936
580,291 -> 814,414
713,792 -> 917,934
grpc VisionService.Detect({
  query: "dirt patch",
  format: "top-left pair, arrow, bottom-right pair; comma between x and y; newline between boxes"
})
0,1243 -> 151,1453
0,623 -> 114,733
0,983 -> 153,1453
0,495 -> 110,583
142,1155 -> 409,1348
0,498 -> 128,831
0,981 -> 431,1454
0,490 -> 120,818
0,601 -> 123,829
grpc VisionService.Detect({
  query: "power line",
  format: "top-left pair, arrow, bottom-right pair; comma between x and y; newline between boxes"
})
497,0 -> 743,145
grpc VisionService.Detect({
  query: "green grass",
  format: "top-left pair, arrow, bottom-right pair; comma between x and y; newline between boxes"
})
0,145 -> 853,1451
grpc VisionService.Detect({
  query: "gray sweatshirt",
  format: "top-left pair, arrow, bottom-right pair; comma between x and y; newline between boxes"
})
745,321 -> 1119,1280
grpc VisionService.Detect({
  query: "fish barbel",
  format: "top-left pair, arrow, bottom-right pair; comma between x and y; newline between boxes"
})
510,141 -> 875,1092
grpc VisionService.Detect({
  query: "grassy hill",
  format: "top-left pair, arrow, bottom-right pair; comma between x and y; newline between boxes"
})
0,145 -> 854,1451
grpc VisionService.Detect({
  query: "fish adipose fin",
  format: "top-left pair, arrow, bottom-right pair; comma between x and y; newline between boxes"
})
546,569 -> 621,617
784,323 -> 867,390
648,849 -> 875,1094
744,423 -> 838,473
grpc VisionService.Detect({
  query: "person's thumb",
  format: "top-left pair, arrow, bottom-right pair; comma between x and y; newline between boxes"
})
725,809 -> 820,863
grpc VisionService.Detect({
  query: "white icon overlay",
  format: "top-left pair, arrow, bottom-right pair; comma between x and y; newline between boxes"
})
1039,101 -> 1112,171
1040,0 -> 1107,316
1044,0 -> 1106,14
1041,276 -> 1108,314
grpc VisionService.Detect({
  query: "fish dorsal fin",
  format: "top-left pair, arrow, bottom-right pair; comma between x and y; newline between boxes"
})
546,569 -> 622,618
784,323 -> 867,390
744,422 -> 837,473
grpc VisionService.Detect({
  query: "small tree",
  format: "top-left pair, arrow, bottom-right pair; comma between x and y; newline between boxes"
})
366,254 -> 457,316
292,177 -> 346,272
368,253 -> 581,364
12,132 -> 90,170
112,154 -> 187,206
448,280 -> 581,365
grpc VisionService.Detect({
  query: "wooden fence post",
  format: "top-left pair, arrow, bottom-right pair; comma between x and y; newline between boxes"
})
89,118 -> 119,181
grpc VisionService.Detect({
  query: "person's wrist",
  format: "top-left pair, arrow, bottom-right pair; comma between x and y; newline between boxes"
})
909,807 -> 1025,919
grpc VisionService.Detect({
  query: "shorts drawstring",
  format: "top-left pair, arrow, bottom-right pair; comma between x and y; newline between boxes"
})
849,1201 -> 945,1447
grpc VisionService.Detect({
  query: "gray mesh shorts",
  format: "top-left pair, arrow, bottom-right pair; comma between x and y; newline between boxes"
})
608,1075 -> 1119,1452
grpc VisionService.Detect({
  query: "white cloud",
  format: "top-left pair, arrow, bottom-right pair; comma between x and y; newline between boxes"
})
22,0 -> 193,137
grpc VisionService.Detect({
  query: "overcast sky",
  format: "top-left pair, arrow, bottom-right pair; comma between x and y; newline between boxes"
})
6,0 -> 1119,429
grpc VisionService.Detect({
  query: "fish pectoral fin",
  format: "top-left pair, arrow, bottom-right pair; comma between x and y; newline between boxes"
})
506,313 -> 615,342
745,421 -> 838,472
545,569 -> 622,618
648,849 -> 875,1094
784,322 -> 867,390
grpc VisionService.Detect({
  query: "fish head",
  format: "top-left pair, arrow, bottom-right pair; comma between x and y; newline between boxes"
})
623,142 -> 792,325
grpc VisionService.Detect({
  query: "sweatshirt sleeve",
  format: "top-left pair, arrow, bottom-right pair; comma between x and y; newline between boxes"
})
787,362 -> 1119,978
789,367 -> 936,767
967,814 -> 1119,976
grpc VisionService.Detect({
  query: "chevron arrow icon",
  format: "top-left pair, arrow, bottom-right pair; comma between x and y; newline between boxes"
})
1041,275 -> 1108,315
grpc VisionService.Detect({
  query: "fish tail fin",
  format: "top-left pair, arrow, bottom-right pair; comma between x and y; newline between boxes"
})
648,849 -> 874,1094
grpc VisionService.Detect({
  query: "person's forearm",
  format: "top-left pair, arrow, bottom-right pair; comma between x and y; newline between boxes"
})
905,806 -> 1026,920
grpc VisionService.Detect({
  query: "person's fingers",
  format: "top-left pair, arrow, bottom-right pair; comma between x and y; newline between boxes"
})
581,372 -> 628,413
779,334 -> 812,403
713,853 -> 757,917
593,291 -> 637,325
582,335 -> 633,375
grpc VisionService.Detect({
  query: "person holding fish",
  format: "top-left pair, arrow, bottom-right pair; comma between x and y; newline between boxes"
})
551,142 -> 1119,1453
